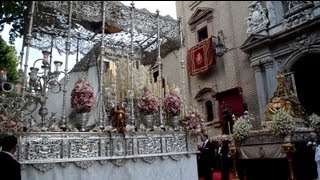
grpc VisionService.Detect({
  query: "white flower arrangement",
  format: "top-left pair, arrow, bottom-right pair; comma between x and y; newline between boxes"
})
268,109 -> 296,136
308,113 -> 320,129
115,58 -> 149,99
232,114 -> 253,142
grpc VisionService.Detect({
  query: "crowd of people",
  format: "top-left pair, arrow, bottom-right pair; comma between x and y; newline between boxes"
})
197,121 -> 320,180
197,134 -> 231,180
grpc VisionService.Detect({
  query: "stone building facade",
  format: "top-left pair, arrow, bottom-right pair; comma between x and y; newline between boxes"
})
169,1 -> 320,133
173,1 -> 260,132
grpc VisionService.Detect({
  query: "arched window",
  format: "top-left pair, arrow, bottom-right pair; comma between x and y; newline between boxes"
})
205,100 -> 213,122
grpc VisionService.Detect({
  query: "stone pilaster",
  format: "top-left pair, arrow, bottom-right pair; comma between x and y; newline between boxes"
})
263,58 -> 277,100
251,62 -> 267,122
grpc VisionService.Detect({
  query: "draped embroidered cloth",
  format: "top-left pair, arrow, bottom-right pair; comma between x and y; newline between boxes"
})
187,36 -> 215,76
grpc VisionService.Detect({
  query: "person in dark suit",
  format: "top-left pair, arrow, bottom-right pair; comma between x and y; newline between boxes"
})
217,140 -> 231,180
0,134 -> 21,180
305,132 -> 318,180
198,134 -> 215,180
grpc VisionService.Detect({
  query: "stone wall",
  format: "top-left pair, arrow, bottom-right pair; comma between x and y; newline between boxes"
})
173,1 -> 260,128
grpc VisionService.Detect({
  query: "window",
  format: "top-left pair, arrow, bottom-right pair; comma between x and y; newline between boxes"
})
205,100 -> 214,122
197,26 -> 208,42
153,70 -> 159,83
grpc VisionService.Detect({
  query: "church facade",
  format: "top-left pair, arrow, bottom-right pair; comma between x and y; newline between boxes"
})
172,1 -> 320,133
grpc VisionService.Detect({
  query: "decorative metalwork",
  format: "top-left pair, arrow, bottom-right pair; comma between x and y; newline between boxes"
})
27,137 -> 61,160
33,163 -> 55,172
156,9 -> 165,129
27,50 -> 69,128
178,17 -> 187,118
98,1 -> 106,130
128,2 -> 136,126
74,161 -> 94,169
60,162 -> 70,168
141,156 -> 156,164
60,1 -> 72,130
1,1 -> 200,174
16,131 -> 197,172
110,159 -> 126,167
169,154 -> 182,161
33,1 -> 179,55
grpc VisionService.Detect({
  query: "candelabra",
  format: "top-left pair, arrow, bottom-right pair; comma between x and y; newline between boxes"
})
27,50 -> 68,128
0,68 -> 24,114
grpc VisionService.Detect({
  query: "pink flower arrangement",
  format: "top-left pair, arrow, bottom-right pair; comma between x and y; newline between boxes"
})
164,88 -> 183,116
0,114 -> 23,133
137,87 -> 159,114
71,77 -> 95,113
183,108 -> 204,132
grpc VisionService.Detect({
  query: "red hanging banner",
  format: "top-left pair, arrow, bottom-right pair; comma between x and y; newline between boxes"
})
187,36 -> 215,76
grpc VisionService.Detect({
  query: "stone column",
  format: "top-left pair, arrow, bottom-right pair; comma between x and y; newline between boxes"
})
252,63 -> 267,121
264,58 -> 277,100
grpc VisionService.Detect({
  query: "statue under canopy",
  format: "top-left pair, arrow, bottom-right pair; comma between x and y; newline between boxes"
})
265,73 -> 307,122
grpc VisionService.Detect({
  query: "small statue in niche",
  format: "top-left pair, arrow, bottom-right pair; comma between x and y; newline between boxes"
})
106,142 -> 111,156
110,105 -> 126,133
115,141 -> 124,156
127,142 -> 133,155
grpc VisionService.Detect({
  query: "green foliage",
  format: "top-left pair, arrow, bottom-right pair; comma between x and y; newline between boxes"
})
0,1 -> 29,44
0,36 -> 19,83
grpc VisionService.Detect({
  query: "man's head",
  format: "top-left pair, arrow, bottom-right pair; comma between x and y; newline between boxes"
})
315,122 -> 320,132
309,132 -> 317,141
1,135 -> 18,153
201,134 -> 209,141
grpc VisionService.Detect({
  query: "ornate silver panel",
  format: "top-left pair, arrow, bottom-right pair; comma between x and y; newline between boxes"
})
165,134 -> 187,153
17,131 -> 197,172
27,137 -> 61,160
137,134 -> 161,154
70,137 -> 99,158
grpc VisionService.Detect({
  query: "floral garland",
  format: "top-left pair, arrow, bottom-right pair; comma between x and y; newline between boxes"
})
71,77 -> 95,113
137,87 -> 159,114
182,108 -> 204,134
232,114 -> 253,142
163,88 -> 183,116
268,109 -> 296,136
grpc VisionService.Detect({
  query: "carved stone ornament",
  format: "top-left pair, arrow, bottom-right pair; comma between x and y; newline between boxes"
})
284,9 -> 313,30
285,1 -> 313,17
246,1 -> 269,34
288,32 -> 320,50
